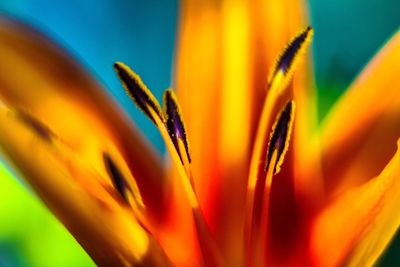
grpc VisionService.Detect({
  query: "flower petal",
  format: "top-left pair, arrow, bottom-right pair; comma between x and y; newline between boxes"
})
319,30 -> 400,194
0,18 -> 167,222
174,1 -> 250,263
174,1 -> 310,263
0,104 -> 171,266
311,140 -> 400,267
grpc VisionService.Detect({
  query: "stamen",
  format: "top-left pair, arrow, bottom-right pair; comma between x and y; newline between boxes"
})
114,62 -> 164,124
163,89 -> 191,164
245,27 -> 311,265
16,110 -> 54,142
114,64 -> 222,265
245,102 -> 295,266
247,26 -> 312,191
103,153 -> 129,203
114,62 -> 197,206
265,101 -> 296,175
267,26 -> 313,89
103,152 -> 145,211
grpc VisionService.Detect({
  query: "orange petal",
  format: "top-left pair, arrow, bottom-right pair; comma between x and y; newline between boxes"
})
175,1 -> 310,263
252,0 -> 309,68
174,1 -> 248,263
0,104 -> 171,266
0,18 -> 167,222
319,30 -> 400,195
311,140 -> 400,267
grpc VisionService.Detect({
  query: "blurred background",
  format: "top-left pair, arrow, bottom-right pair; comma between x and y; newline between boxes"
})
0,0 -> 399,266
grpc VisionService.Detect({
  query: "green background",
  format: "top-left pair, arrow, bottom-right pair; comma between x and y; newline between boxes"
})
0,0 -> 399,266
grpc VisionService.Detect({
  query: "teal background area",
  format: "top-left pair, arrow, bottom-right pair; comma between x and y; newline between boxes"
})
310,0 -> 400,121
0,0 -> 399,266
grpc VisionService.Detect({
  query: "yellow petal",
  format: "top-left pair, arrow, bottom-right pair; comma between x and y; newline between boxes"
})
311,140 -> 400,267
0,104 -> 171,266
252,0 -> 309,69
319,30 -> 400,195
0,18 -> 168,223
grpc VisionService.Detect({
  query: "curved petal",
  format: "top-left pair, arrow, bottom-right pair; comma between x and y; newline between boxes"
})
0,18 -> 167,222
319,30 -> 400,195
0,104 -> 171,266
310,140 -> 400,267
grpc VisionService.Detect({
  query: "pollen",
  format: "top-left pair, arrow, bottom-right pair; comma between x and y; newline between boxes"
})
114,62 -> 165,124
163,89 -> 191,164
267,26 -> 313,90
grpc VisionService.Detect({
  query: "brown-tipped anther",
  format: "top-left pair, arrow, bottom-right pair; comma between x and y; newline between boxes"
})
163,89 -> 191,163
114,62 -> 164,124
265,101 -> 295,174
16,110 -> 54,142
277,26 -> 312,74
103,153 -> 129,204
278,26 -> 311,74
268,26 -> 313,87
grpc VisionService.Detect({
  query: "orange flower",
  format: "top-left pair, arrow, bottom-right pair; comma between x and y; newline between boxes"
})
1,1 -> 400,266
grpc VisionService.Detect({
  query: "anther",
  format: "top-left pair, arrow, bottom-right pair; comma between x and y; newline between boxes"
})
265,101 -> 296,174
163,89 -> 191,164
268,26 -> 313,89
114,62 -> 164,124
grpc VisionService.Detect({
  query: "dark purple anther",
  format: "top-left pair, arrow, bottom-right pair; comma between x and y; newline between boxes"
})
114,63 -> 163,125
103,153 -> 129,204
164,90 -> 191,163
265,101 -> 294,174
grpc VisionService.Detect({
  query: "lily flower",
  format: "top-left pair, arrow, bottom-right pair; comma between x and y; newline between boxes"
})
0,1 -> 400,266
